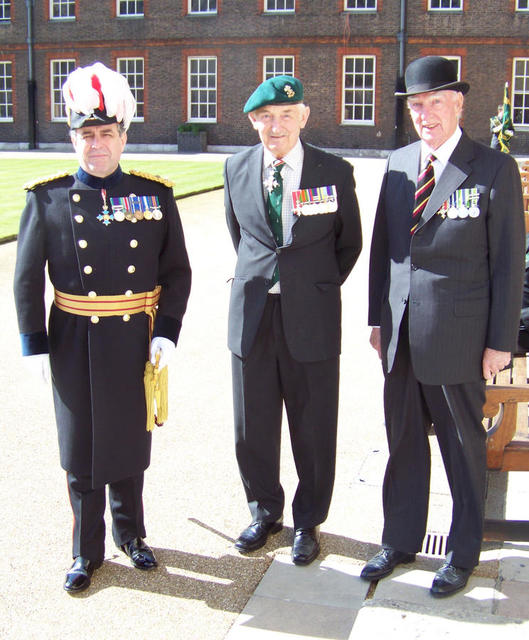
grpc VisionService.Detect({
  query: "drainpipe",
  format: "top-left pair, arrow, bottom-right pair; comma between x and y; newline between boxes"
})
395,0 -> 407,148
26,0 -> 37,149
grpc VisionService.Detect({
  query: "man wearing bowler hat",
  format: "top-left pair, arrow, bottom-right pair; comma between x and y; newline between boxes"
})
13,62 -> 191,593
224,76 -> 362,565
363,56 -> 524,596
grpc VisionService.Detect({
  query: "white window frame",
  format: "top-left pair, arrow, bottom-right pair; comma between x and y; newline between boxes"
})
342,55 -> 376,126
188,0 -> 217,14
117,57 -> 144,121
50,0 -> 76,20
263,56 -> 295,81
0,0 -> 11,22
264,0 -> 295,13
512,58 -> 529,130
0,61 -> 13,122
443,55 -> 461,80
187,56 -> 217,123
117,0 -> 144,17
344,0 -> 377,10
51,59 -> 76,122
516,0 -> 529,10
428,0 -> 463,10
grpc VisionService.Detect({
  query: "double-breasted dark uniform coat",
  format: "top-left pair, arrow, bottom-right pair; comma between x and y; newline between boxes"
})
14,167 -> 191,489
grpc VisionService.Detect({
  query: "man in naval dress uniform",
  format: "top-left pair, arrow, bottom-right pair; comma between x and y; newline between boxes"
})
13,63 -> 191,593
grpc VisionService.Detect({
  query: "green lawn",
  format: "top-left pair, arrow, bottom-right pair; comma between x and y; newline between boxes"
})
0,157 -> 224,240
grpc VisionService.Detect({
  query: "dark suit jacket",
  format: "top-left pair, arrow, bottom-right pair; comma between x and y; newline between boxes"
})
369,131 -> 525,385
224,142 -> 362,362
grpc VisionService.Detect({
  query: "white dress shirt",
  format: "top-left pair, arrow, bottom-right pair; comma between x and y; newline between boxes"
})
420,126 -> 462,181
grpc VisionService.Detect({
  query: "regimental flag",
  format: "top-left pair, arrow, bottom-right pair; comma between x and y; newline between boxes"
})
498,82 -> 515,153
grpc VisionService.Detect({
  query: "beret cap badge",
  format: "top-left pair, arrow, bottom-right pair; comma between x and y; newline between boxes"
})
284,85 -> 295,98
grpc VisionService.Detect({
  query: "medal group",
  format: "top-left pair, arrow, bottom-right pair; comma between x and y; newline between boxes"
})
291,185 -> 338,216
438,187 -> 480,219
96,189 -> 164,226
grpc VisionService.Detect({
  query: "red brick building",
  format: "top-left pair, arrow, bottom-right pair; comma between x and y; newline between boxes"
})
1,0 -> 529,152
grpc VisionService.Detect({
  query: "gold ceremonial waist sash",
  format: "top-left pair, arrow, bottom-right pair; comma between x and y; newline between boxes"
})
54,286 -> 161,320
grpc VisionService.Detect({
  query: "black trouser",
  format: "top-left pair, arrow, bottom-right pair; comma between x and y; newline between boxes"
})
232,294 -> 340,529
382,320 -> 486,569
67,471 -> 146,564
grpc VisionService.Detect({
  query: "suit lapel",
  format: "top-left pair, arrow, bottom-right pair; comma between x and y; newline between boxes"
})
404,142 -> 422,215
247,144 -> 267,212
293,143 -> 324,232
417,132 -> 473,230
299,143 -> 322,190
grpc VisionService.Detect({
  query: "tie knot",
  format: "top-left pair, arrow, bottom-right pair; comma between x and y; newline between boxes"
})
272,159 -> 285,174
426,153 -> 436,166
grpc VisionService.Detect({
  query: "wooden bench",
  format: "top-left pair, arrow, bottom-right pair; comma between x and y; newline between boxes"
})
482,354 -> 529,540
482,161 -> 529,540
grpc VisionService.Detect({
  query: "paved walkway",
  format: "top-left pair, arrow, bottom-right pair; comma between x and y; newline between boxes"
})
0,156 -> 528,639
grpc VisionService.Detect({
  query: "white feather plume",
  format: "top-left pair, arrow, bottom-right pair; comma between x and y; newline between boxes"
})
62,62 -> 136,131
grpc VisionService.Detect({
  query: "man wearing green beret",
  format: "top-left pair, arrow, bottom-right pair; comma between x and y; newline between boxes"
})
224,75 -> 362,565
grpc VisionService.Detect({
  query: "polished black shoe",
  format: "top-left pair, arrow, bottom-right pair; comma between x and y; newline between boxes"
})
63,556 -> 100,593
430,563 -> 472,597
360,547 -> 416,581
235,520 -> 283,553
292,527 -> 320,566
120,537 -> 158,570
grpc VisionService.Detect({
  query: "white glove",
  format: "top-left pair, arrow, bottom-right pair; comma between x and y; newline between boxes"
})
150,336 -> 175,370
23,353 -> 51,385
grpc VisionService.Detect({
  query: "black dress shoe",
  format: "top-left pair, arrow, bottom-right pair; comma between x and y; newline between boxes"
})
430,563 -> 472,597
63,556 -> 100,593
120,537 -> 158,570
360,547 -> 416,581
235,520 -> 283,553
292,527 -> 320,566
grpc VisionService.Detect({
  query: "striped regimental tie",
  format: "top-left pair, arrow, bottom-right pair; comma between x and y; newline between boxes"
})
411,153 -> 435,235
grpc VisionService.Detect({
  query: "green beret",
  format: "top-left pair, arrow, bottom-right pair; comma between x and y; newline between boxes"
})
243,75 -> 304,113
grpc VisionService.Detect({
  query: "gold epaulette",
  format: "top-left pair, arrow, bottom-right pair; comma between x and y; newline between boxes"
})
24,172 -> 71,191
129,169 -> 175,188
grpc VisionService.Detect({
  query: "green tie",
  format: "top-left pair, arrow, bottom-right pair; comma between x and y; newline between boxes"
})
267,160 -> 285,285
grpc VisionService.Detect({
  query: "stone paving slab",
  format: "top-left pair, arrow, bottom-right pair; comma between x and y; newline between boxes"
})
348,604 -> 529,640
371,567 -> 500,615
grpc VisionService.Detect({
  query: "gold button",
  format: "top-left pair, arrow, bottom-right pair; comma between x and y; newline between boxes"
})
74,215 -> 84,224
90,315 -> 99,324
88,291 -> 97,297
127,265 -> 136,274
130,239 -> 138,248
125,289 -> 133,296
83,265 -> 93,274
78,239 -> 88,249
72,193 -> 81,203
123,314 -> 131,322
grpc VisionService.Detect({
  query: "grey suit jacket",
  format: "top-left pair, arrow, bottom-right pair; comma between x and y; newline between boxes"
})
369,131 -> 525,385
225,142 -> 362,362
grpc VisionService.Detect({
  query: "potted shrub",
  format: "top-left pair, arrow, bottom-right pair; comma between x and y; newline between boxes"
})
177,123 -> 208,153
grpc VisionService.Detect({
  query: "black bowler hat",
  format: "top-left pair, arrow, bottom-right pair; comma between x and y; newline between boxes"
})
395,56 -> 469,97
